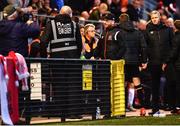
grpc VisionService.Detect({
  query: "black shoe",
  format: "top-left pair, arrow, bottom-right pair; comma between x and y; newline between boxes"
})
164,106 -> 173,111
171,109 -> 180,114
148,110 -> 158,116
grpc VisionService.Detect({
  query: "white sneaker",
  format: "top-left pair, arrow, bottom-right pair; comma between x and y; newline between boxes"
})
153,111 -> 166,117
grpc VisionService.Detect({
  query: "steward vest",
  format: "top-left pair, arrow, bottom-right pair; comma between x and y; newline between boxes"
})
50,19 -> 77,54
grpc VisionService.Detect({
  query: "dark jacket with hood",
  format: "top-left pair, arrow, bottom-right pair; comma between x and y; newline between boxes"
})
145,22 -> 174,65
0,20 -> 40,57
118,21 -> 147,64
40,14 -> 82,58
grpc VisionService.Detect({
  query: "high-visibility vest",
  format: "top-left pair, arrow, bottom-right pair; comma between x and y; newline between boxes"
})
50,20 -> 78,54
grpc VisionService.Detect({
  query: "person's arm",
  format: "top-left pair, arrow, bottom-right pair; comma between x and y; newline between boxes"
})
139,31 -> 147,64
139,31 -> 148,69
40,21 -> 52,57
75,23 -> 82,58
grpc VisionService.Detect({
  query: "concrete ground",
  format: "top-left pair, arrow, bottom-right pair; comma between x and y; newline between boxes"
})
29,109 -> 172,124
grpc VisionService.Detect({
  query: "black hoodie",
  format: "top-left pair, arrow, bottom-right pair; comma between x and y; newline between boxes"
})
118,21 -> 147,64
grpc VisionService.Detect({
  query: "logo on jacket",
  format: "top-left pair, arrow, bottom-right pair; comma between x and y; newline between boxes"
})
150,31 -> 154,34
108,35 -> 112,40
56,22 -> 72,35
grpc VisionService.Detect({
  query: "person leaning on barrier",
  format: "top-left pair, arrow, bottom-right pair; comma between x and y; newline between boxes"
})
0,4 -> 40,57
81,23 -> 99,59
40,5 -> 82,58
97,12 -> 126,60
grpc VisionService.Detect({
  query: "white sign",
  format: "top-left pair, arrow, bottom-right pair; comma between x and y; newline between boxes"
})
30,63 -> 42,100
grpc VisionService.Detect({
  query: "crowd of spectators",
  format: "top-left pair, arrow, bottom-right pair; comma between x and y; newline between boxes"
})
0,0 -> 180,117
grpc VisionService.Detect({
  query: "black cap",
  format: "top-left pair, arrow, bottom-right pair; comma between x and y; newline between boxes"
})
102,12 -> 115,21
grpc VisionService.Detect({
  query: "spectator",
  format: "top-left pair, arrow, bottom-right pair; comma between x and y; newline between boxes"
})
97,12 -> 126,60
145,10 -> 174,116
81,23 -> 99,59
7,0 -> 33,13
29,39 -> 41,57
81,11 -> 90,20
50,0 -> 64,11
125,0 -> 145,22
89,3 -> 108,21
40,5 -> 82,58
0,4 -> 40,57
109,0 -> 121,22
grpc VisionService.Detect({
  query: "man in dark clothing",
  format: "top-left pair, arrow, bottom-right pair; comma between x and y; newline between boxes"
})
40,5 -> 83,120
0,5 -> 40,57
145,10 -> 174,116
40,5 -> 82,58
118,13 -> 147,111
165,20 -> 180,114
126,0 -> 144,22
97,12 -> 126,60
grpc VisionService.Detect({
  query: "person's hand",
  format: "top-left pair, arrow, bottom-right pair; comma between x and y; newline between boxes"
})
28,6 -> 33,12
162,63 -> 167,71
26,20 -> 33,25
90,56 -> 95,60
141,63 -> 147,70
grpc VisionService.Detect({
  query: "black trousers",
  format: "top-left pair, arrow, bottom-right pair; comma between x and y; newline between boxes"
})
148,65 -> 162,112
175,69 -> 180,106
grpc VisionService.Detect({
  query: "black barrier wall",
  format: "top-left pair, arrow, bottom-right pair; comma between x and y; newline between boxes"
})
19,58 -> 111,123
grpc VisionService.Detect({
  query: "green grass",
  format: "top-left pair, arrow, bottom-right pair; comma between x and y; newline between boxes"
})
40,115 -> 180,125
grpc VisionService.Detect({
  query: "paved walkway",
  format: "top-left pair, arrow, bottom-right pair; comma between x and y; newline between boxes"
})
29,109 -> 172,124
126,109 -> 171,117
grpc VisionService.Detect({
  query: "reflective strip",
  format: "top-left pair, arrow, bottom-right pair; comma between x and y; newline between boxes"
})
72,21 -> 76,34
51,38 -> 76,43
51,20 -> 77,44
51,20 -> 57,40
114,31 -> 120,41
51,46 -> 77,52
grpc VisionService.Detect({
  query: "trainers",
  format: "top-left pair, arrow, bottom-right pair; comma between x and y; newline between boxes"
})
152,111 -> 166,117
128,106 -> 136,112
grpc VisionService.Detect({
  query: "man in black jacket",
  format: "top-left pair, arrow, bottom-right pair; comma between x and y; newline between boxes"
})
40,5 -> 82,58
118,13 -> 147,111
165,20 -> 180,114
40,5 -> 83,120
97,12 -> 126,60
145,10 -> 174,116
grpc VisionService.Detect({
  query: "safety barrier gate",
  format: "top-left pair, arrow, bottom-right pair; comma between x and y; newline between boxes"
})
17,58 -> 125,124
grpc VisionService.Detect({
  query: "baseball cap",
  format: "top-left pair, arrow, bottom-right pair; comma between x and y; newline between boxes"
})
3,4 -> 17,17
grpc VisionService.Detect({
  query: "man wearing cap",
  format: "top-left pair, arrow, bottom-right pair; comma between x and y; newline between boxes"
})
97,12 -> 126,60
0,5 -> 40,57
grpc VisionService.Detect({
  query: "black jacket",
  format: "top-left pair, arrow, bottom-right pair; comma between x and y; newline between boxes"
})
118,21 -> 147,64
97,26 -> 126,60
0,20 -> 40,57
145,22 -> 174,65
167,31 -> 180,70
40,14 -> 82,58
